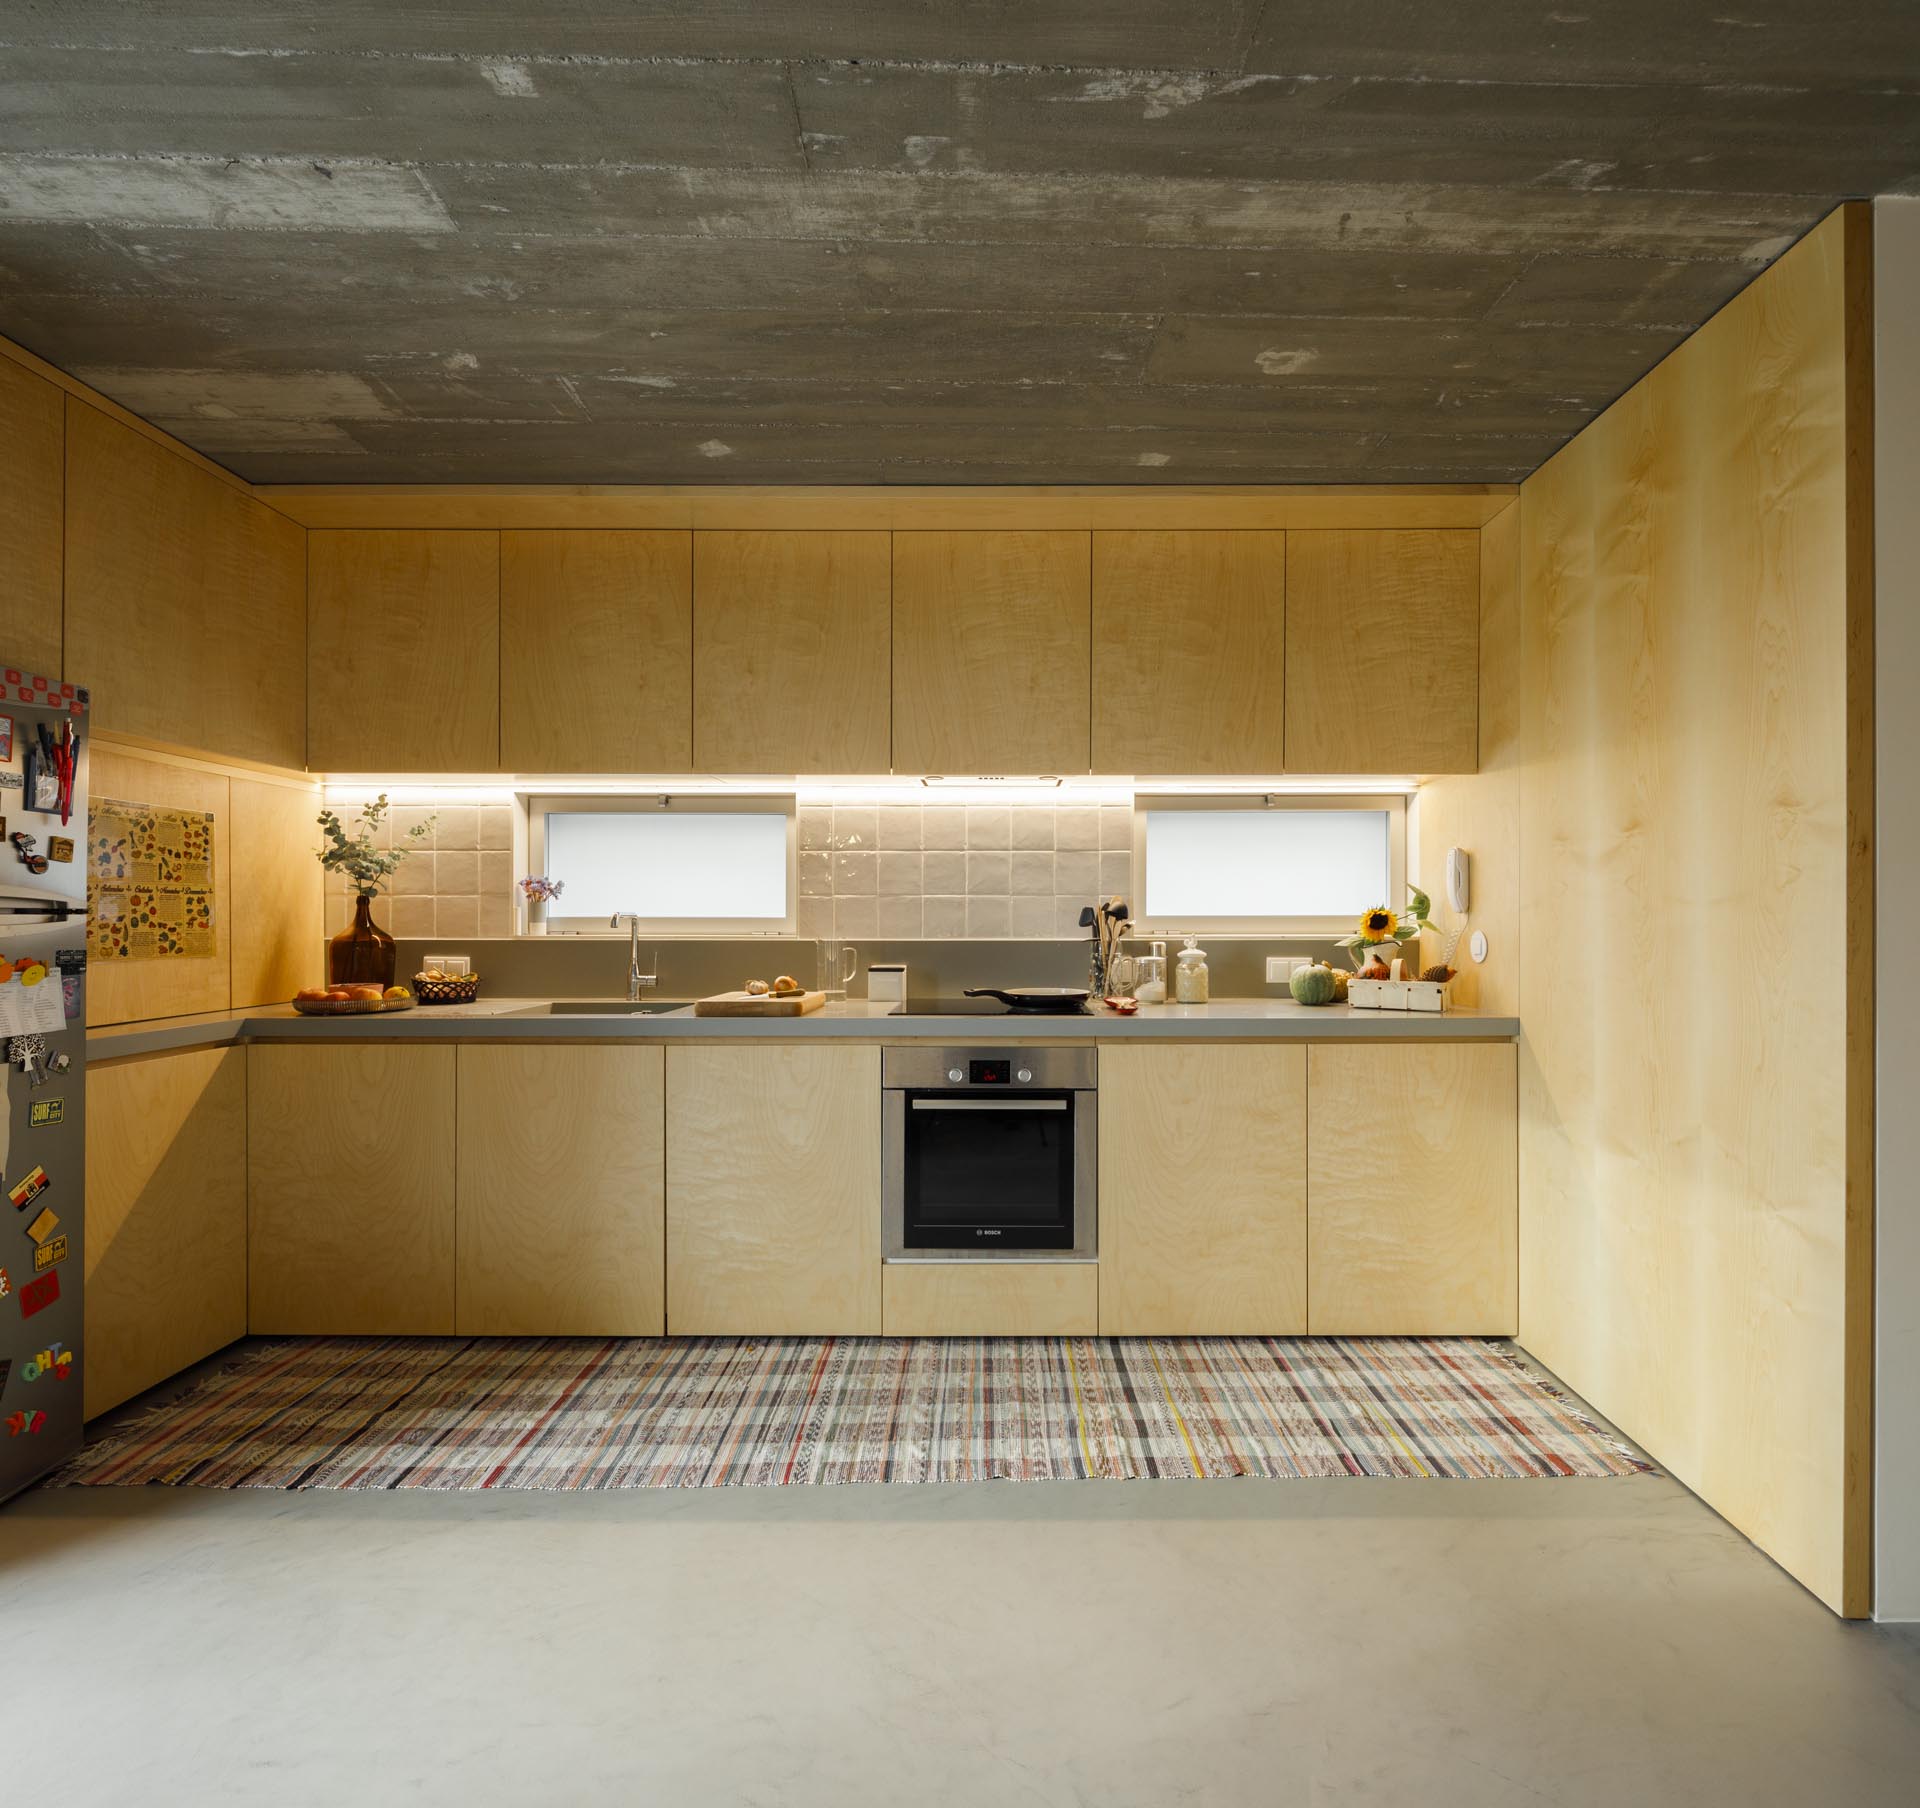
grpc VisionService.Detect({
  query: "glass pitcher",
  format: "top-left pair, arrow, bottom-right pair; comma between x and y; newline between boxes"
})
816,941 -> 858,999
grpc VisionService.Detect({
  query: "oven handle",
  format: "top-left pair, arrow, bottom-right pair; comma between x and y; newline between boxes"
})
908,1097 -> 1069,1112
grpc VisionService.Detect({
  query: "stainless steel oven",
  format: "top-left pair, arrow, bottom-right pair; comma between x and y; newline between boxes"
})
883,1047 -> 1096,1261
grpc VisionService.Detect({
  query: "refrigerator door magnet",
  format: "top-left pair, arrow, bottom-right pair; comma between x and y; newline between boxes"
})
9,1164 -> 50,1211
20,1344 -> 72,1383
28,1098 -> 63,1127
24,1206 -> 59,1245
0,713 -> 11,760
19,1269 -> 58,1318
33,1234 -> 67,1272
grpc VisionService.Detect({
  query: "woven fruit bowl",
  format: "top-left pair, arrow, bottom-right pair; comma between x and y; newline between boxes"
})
414,973 -> 480,1005
291,993 -> 415,1016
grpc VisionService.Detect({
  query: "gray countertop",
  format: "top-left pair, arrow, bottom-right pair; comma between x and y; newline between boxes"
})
89,995 -> 1519,1061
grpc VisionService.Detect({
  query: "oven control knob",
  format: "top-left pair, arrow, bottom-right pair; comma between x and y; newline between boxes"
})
947,1067 -> 964,1083
1016,1068 -> 1034,1084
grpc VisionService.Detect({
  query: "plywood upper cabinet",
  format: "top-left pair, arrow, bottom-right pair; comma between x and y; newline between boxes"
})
1285,529 -> 1479,773
693,530 -> 891,772
86,1047 -> 248,1419
456,1044 -> 665,1336
501,530 -> 691,771
1099,1043 -> 1307,1335
0,354 -> 65,679
1092,531 -> 1285,774
247,1043 -> 457,1334
666,1044 -> 881,1334
65,401 -> 307,768
892,531 -> 1091,775
307,529 -> 499,771
1306,1042 -> 1516,1335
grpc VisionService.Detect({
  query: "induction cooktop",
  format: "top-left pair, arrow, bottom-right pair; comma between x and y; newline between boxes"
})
893,996 -> 1090,1018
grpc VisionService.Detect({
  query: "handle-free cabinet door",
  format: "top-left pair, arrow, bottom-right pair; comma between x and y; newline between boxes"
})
86,1047 -> 247,1419
456,1044 -> 665,1335
1098,1043 -> 1307,1335
67,401 -> 307,768
694,530 -> 891,773
1306,1042 -> 1516,1334
892,530 -> 1091,775
248,1044 -> 457,1333
308,529 -> 499,771
1285,529 -> 1478,773
1093,531 -> 1286,774
666,1044 -> 881,1334
501,530 -> 692,771
0,354 -> 64,679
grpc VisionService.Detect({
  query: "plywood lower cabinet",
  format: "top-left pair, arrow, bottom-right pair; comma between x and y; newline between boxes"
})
1098,1043 -> 1308,1335
247,1043 -> 458,1334
666,1044 -> 881,1334
1306,1042 -> 1517,1334
455,1044 -> 665,1335
883,1263 -> 1098,1337
85,1047 -> 248,1420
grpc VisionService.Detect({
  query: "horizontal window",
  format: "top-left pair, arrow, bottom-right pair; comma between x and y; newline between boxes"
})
528,795 -> 796,935
1133,794 -> 1404,935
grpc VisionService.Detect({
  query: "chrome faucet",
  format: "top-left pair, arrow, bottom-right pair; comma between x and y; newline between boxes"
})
609,914 -> 658,1003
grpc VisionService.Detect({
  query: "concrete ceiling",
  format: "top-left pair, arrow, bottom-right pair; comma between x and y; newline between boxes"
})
1,3 -> 1915,485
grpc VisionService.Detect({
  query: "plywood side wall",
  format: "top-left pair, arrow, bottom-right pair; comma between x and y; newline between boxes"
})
1514,205 -> 1873,1615
89,740 -> 322,1026
1413,499 -> 1520,1014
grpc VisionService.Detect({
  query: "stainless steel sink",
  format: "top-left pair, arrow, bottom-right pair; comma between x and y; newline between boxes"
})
507,1001 -> 690,1017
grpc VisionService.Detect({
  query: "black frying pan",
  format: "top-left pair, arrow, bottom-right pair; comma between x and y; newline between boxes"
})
962,985 -> 1091,1013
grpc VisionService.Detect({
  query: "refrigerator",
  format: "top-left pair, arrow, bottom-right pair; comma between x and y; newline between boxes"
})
0,665 -> 88,1501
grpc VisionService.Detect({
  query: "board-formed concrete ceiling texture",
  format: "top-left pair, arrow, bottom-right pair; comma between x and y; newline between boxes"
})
0,3 -> 1914,484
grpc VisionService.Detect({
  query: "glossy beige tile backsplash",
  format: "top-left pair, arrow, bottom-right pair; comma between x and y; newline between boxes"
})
798,800 -> 1132,941
326,795 -> 1132,942
324,799 -> 517,940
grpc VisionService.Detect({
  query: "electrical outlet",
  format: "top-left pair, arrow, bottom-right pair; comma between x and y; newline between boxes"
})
1265,956 -> 1291,985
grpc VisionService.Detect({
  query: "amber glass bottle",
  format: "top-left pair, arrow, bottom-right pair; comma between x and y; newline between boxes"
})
329,894 -> 397,987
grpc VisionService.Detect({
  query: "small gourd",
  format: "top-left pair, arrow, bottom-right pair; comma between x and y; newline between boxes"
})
1288,963 -> 1338,1007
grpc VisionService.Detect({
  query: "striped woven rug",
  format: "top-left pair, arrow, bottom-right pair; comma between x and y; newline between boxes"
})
60,1335 -> 1647,1490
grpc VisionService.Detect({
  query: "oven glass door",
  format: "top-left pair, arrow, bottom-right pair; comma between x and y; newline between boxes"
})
902,1092 -> 1076,1249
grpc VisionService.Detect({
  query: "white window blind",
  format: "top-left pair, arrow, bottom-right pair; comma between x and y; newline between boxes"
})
537,803 -> 794,932
1136,799 -> 1400,931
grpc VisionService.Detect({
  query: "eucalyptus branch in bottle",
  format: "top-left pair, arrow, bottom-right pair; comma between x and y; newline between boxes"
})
316,793 -> 435,899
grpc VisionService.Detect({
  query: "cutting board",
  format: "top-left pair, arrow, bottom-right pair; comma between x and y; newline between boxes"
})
693,989 -> 827,1017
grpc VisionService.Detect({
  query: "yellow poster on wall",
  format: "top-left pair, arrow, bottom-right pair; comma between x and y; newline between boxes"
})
87,797 -> 217,961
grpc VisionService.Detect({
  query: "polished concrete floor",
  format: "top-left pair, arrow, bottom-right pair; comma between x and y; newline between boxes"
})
5,1375 -> 1919,1806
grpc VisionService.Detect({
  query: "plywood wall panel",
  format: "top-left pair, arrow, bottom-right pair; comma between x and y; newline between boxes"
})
86,746 -> 231,1025
1413,500 -> 1520,1012
65,401 -> 306,768
229,773 -> 324,1006
0,354 -> 64,678
1515,205 -> 1873,1615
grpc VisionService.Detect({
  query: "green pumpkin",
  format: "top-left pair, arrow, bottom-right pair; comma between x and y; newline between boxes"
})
1289,963 -> 1338,1006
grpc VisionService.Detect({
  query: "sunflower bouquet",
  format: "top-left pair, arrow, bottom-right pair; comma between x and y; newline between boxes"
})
1337,885 -> 1458,978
